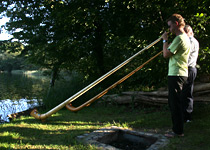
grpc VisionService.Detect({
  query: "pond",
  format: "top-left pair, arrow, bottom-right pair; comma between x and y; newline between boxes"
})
0,73 -> 50,123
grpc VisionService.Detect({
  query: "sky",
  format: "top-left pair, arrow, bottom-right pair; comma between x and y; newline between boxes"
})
0,17 -> 12,41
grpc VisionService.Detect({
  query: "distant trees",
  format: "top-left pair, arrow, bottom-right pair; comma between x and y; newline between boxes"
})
0,41 -> 23,73
0,41 -> 39,73
0,52 -> 20,73
0,0 -> 209,89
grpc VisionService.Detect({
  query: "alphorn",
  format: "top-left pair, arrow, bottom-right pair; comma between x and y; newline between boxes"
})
66,50 -> 163,112
30,36 -> 162,121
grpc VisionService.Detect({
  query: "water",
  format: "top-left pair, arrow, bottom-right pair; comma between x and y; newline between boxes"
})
0,73 -> 49,100
0,99 -> 41,122
0,73 -> 50,123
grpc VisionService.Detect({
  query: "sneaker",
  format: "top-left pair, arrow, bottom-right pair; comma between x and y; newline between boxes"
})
186,120 -> 191,123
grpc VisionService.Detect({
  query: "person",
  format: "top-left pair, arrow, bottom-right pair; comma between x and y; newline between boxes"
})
162,14 -> 191,138
182,25 -> 199,122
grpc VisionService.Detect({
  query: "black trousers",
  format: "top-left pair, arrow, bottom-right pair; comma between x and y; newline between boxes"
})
182,67 -> 197,120
168,76 -> 187,134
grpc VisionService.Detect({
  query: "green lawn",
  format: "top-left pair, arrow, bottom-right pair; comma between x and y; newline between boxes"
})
0,103 -> 210,150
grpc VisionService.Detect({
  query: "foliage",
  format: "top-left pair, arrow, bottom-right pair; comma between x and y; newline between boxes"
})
43,71 -> 85,109
0,0 -> 209,90
42,70 -> 105,109
0,44 -> 23,72
0,41 -> 39,72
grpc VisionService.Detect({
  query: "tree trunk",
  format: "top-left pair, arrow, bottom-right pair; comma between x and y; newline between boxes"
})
50,67 -> 59,87
101,83 -> 210,105
49,63 -> 62,88
93,21 -> 105,76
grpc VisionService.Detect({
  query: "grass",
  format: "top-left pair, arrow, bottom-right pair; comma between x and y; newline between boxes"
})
1,102 -> 210,150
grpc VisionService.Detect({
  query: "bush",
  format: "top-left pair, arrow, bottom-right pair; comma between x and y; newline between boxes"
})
42,71 -> 103,110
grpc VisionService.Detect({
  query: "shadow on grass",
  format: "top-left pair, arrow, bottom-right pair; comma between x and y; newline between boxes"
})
2,103 -> 210,150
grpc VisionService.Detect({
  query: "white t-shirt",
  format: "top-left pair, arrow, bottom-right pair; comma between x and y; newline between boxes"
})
188,36 -> 199,68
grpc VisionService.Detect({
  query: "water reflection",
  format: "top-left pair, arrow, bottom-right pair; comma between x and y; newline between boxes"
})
0,99 -> 41,123
0,73 -> 49,123
0,73 -> 49,100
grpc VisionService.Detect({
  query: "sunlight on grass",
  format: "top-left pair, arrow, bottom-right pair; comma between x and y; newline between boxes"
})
51,112 -> 62,117
1,131 -> 22,139
0,143 -> 12,149
0,142 -> 99,150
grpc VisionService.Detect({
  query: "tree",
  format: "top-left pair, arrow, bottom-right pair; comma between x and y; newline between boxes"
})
0,41 -> 24,73
0,0 -> 209,90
